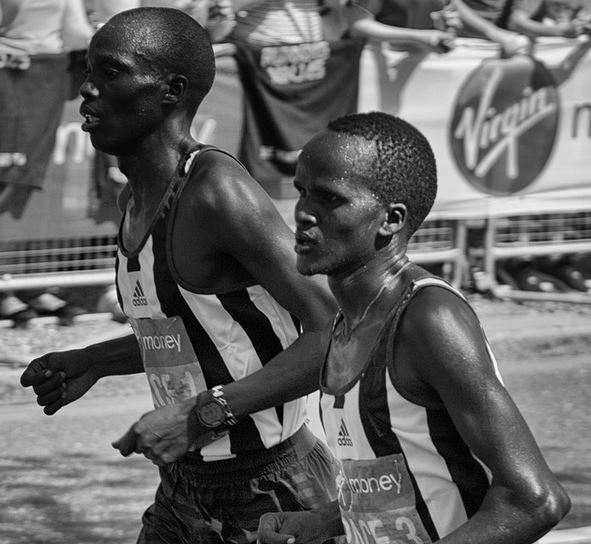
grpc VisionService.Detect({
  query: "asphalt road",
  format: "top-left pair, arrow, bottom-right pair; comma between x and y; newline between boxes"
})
498,352 -> 591,532
0,352 -> 589,544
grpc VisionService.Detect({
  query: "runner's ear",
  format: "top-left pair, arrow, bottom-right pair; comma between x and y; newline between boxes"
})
163,74 -> 188,105
378,204 -> 406,237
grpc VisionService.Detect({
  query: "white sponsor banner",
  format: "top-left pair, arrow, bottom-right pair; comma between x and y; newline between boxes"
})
359,37 -> 591,219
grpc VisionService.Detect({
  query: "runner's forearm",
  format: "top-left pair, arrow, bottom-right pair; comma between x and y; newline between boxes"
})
85,333 -> 144,378
221,330 -> 324,417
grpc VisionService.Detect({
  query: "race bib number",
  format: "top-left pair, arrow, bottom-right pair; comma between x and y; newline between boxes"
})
130,316 -> 207,408
337,455 -> 432,544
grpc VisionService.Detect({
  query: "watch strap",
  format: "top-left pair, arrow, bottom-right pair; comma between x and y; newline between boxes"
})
187,395 -> 229,450
211,385 -> 239,426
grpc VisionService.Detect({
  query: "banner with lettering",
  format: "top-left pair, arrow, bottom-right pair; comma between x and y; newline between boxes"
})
233,37 -> 365,194
360,37 -> 591,219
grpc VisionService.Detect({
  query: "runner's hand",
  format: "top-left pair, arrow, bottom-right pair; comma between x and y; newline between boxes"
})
112,399 -> 199,465
20,349 -> 98,415
257,511 -> 328,544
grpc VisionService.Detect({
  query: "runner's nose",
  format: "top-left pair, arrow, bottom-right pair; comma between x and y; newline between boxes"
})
79,79 -> 99,99
294,203 -> 317,228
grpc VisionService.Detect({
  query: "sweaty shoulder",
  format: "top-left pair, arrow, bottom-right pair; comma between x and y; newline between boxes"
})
180,148 -> 277,220
402,284 -> 474,333
172,146 -> 294,266
392,284 -> 489,408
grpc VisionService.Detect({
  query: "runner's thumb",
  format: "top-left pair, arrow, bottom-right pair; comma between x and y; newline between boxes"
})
20,357 -> 53,387
112,425 -> 139,456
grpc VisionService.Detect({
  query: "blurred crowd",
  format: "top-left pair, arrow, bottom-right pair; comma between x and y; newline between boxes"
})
1,0 -> 590,325
75,1 -> 591,55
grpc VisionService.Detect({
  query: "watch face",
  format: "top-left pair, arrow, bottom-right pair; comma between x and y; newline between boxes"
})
198,400 -> 225,427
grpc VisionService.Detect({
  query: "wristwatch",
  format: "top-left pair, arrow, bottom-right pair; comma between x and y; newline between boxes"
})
194,385 -> 239,429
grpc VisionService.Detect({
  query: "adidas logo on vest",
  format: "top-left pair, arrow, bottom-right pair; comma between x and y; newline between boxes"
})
132,280 -> 148,307
337,419 -> 353,447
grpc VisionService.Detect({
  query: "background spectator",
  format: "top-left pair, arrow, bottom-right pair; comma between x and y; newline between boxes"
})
0,0 -> 94,324
218,0 -> 454,198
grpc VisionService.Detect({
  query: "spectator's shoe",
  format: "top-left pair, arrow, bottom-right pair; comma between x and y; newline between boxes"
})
0,295 -> 38,326
95,285 -> 127,323
540,262 -> 590,292
27,293 -> 86,326
55,303 -> 86,326
514,266 -> 570,293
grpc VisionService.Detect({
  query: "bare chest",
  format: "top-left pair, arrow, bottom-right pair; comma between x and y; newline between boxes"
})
324,317 -> 387,391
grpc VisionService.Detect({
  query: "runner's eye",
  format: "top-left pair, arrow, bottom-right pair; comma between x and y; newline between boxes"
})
293,181 -> 306,198
318,191 -> 341,206
103,67 -> 119,79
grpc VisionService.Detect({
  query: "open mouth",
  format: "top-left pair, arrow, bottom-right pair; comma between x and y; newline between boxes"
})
294,232 -> 316,253
80,104 -> 101,131
81,113 -> 100,131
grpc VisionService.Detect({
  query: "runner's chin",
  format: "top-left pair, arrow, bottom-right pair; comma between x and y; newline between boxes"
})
296,253 -> 326,277
296,255 -> 316,276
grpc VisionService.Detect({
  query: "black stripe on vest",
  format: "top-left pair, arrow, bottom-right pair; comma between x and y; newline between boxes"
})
115,253 -> 124,310
426,409 -> 489,517
360,341 -> 439,542
150,220 -> 266,454
218,290 -> 284,365
126,254 -> 141,272
218,289 -> 285,425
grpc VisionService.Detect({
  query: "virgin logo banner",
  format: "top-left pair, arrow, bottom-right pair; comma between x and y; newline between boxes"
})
361,37 -> 591,219
451,56 -> 560,196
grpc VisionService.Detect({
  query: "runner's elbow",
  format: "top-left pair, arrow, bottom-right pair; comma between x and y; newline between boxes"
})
526,482 -> 571,532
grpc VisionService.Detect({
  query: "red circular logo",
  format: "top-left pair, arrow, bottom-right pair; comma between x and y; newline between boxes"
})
449,55 -> 560,195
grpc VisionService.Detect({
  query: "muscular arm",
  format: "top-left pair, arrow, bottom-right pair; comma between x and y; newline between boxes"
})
191,154 -> 337,416
396,287 -> 570,543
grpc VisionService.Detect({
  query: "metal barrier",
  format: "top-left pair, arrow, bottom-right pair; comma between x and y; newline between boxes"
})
0,235 -> 117,291
408,219 -> 467,287
468,211 -> 591,300
0,218 -> 468,292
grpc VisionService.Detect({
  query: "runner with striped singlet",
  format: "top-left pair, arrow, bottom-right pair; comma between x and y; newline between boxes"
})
19,7 -> 341,544
257,112 -> 570,544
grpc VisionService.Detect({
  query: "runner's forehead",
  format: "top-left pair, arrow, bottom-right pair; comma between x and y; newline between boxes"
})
89,26 -> 148,67
301,131 -> 376,172
91,18 -> 149,54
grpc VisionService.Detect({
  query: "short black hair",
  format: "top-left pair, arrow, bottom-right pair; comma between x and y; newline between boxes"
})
327,112 -> 437,236
105,7 -> 215,114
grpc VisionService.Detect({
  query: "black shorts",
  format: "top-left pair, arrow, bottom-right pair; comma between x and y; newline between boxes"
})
137,425 -> 338,544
